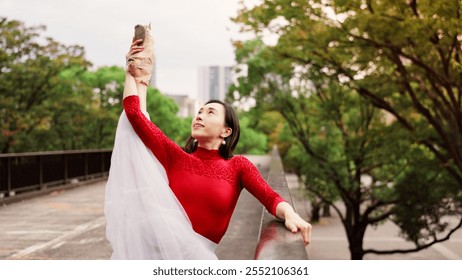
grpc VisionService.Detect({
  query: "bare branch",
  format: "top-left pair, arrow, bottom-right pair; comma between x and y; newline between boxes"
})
363,217 -> 462,255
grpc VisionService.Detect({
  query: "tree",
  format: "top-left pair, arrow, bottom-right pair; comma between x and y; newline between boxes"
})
232,0 -> 462,258
42,66 -> 96,150
234,0 -> 462,184
0,18 -> 91,152
146,87 -> 193,146
239,108 -> 286,152
80,66 -> 125,149
234,114 -> 268,155
230,35 -> 461,259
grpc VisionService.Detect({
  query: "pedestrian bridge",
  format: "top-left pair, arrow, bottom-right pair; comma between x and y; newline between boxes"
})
0,148 -> 308,260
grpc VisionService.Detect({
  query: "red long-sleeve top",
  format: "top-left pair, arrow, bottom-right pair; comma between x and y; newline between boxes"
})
123,95 -> 285,244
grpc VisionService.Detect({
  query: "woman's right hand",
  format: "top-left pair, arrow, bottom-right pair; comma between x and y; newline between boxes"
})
125,39 -> 144,66
126,38 -> 153,85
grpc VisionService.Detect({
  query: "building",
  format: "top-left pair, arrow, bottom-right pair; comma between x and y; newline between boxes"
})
165,94 -> 198,118
149,63 -> 157,88
197,65 -> 233,103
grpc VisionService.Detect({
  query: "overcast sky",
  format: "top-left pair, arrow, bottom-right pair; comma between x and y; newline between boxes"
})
0,0 -> 260,98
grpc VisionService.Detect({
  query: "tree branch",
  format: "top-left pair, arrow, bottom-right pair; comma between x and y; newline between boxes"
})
363,216 -> 462,255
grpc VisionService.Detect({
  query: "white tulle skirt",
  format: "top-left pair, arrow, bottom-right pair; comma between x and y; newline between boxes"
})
104,111 -> 217,259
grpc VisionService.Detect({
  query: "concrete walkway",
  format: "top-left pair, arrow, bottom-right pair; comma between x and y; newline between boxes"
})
286,174 -> 462,260
0,181 -> 111,260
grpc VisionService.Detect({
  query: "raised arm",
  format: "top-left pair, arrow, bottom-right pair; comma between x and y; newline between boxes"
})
122,26 -> 184,170
123,39 -> 148,112
124,23 -> 154,111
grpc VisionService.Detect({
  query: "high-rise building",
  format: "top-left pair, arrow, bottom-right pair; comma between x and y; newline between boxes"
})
165,94 -> 198,118
149,63 -> 157,88
197,66 -> 233,103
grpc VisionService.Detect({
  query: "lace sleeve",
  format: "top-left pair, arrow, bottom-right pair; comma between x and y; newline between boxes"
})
123,95 -> 184,169
236,156 -> 286,216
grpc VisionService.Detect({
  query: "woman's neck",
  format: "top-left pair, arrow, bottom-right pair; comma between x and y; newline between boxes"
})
197,140 -> 221,150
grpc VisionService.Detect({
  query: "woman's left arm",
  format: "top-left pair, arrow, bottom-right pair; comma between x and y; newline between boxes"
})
238,156 -> 312,245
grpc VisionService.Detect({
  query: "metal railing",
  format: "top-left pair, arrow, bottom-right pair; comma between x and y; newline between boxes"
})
254,146 -> 309,260
0,149 -> 111,200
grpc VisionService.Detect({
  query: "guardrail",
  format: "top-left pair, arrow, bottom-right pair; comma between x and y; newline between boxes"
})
0,149 -> 111,201
254,146 -> 309,260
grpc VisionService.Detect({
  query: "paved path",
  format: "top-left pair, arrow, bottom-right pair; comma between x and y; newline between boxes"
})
0,181 -> 110,260
286,174 -> 462,260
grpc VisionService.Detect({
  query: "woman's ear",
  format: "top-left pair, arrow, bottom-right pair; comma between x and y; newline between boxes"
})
221,127 -> 232,138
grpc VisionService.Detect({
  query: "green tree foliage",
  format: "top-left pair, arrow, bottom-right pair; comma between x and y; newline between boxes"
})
80,66 -> 125,149
146,88 -> 192,145
236,108 -> 285,153
235,0 -> 462,183
232,0 -> 462,259
0,18 -> 91,152
219,96 -> 272,155
234,115 -> 268,155
42,67 -> 96,150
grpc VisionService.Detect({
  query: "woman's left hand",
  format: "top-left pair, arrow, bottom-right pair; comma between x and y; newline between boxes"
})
276,202 -> 312,246
284,211 -> 312,246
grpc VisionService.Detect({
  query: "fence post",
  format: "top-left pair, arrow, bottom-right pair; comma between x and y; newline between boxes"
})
84,153 -> 89,180
39,155 -> 45,190
7,157 -> 11,195
64,154 -> 68,184
100,152 -> 103,175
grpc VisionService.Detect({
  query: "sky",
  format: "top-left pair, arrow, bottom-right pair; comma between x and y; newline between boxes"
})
0,0 -> 260,98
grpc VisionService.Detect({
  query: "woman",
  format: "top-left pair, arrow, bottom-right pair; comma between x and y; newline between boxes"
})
105,24 -> 311,260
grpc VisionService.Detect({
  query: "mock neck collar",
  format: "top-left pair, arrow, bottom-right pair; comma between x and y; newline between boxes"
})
194,146 -> 222,160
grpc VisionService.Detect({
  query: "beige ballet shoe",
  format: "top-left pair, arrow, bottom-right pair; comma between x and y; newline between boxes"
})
127,23 -> 154,86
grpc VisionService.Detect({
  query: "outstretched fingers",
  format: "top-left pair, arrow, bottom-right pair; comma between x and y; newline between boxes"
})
126,39 -> 144,60
300,222 -> 312,246
131,38 -> 144,47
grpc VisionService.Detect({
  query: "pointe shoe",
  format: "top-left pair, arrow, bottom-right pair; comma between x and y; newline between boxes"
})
127,23 -> 154,86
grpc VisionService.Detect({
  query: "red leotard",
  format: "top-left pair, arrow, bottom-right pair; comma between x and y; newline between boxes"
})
123,95 -> 285,243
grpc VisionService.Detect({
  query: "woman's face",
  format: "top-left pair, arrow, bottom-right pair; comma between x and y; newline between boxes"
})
191,102 -> 231,144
